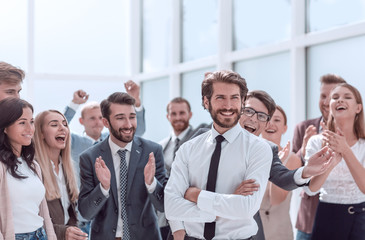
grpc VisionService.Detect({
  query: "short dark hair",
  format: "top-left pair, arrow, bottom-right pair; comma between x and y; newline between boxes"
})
246,90 -> 276,118
201,70 -> 248,109
0,98 -> 36,179
166,97 -> 191,113
320,74 -> 346,85
100,92 -> 136,121
0,61 -> 25,85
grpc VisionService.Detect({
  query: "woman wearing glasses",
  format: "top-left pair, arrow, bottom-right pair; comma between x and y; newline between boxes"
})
304,83 -> 365,239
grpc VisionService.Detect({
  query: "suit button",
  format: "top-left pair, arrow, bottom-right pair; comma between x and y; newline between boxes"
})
115,209 -> 118,214
113,229 -> 116,233
265,211 -> 269,215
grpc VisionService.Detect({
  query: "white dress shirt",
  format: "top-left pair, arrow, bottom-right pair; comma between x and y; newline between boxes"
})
51,157 -> 71,224
303,135 -> 365,204
165,123 -> 272,239
100,137 -> 157,238
163,126 -> 192,177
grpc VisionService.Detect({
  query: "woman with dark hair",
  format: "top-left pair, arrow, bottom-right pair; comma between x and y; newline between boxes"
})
304,83 -> 365,239
0,98 -> 56,240
34,110 -> 88,240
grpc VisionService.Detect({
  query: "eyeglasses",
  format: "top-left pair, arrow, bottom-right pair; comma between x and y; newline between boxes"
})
242,107 -> 270,122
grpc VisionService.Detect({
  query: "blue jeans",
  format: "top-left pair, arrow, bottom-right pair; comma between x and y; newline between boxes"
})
15,227 -> 47,240
296,230 -> 312,240
78,221 -> 91,235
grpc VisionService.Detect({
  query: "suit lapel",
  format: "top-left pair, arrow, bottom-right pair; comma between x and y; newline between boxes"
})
100,138 -> 119,208
127,137 -> 142,195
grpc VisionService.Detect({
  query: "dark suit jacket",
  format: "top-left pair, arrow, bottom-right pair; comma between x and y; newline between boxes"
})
292,117 -> 321,234
47,199 -> 77,240
78,136 -> 166,240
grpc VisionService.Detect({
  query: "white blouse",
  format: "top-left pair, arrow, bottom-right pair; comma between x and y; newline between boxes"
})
304,135 -> 365,204
51,157 -> 70,224
6,158 -> 45,233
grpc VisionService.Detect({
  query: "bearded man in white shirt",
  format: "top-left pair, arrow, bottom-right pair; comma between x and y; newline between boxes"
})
165,70 -> 273,240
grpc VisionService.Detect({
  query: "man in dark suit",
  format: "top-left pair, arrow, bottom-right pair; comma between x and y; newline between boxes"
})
239,90 -> 334,240
292,74 -> 346,240
78,92 -> 166,240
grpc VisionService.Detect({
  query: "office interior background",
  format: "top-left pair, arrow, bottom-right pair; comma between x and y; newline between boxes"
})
2,0 -> 365,234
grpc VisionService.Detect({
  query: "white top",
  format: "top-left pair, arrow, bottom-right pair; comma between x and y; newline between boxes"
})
100,137 -> 156,238
165,123 -> 272,239
161,126 -> 192,177
7,158 -> 45,233
51,157 -> 70,224
304,135 -> 365,204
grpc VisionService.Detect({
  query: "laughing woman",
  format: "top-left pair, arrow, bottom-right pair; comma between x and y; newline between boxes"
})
304,83 -> 365,240
0,98 -> 56,240
34,110 -> 88,240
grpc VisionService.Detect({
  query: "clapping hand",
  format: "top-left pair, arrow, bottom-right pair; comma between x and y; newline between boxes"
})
95,156 -> 111,190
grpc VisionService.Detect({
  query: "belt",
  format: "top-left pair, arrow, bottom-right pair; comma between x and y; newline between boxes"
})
348,205 -> 365,214
185,236 -> 252,240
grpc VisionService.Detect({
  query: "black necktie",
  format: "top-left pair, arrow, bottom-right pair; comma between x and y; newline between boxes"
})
204,135 -> 225,240
173,138 -> 180,159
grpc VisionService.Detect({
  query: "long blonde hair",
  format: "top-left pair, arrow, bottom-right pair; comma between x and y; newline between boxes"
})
34,110 -> 78,202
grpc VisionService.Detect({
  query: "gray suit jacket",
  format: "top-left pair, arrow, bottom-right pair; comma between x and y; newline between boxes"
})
78,136 -> 166,240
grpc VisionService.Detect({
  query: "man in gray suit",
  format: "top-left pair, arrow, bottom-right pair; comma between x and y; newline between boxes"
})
78,92 -> 166,240
158,97 -> 196,239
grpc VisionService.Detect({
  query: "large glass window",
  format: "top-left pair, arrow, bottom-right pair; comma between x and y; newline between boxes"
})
233,0 -> 291,50
307,0 -> 365,32
142,0 -> 171,73
34,0 -> 130,75
307,35 -> 365,119
182,0 -> 218,62
234,52 -> 291,145
32,79 -> 124,134
181,67 -> 215,128
141,77 -> 170,142
0,1 -> 27,69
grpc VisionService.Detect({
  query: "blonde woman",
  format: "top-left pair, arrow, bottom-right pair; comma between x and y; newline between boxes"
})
34,110 -> 88,240
305,83 -> 365,239
260,106 -> 302,240
0,98 -> 56,240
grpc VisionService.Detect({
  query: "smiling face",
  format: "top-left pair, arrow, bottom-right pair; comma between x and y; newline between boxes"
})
262,108 -> 287,144
80,107 -> 104,141
167,102 -> 192,135
103,103 -> 137,148
5,107 -> 34,156
330,86 -> 362,122
41,112 -> 69,152
204,82 -> 242,134
239,97 -> 269,136
319,83 -> 339,122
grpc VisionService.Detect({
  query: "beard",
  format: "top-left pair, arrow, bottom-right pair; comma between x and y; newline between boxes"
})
171,119 -> 189,133
209,103 -> 241,129
108,120 -> 136,143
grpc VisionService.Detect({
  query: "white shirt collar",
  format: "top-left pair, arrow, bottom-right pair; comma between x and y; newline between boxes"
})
171,125 -> 192,142
108,136 -> 133,156
210,122 -> 241,144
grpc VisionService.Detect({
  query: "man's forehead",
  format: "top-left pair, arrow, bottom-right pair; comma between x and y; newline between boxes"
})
212,82 -> 240,95
245,97 -> 269,113
110,103 -> 136,114
169,102 -> 189,111
0,82 -> 21,89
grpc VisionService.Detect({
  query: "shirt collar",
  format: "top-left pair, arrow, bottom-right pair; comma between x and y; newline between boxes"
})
171,125 -> 192,142
210,122 -> 241,144
108,136 -> 133,156
83,131 -> 102,143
